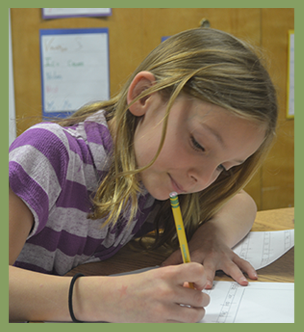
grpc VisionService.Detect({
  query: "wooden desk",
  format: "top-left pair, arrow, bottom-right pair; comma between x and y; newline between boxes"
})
66,208 -> 294,283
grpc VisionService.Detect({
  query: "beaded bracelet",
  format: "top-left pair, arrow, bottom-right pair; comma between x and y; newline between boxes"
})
68,273 -> 85,323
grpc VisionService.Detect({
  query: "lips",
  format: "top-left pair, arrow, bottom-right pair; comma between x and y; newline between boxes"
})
169,174 -> 186,194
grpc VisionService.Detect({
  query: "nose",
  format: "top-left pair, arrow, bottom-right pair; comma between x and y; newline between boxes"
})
188,164 -> 219,191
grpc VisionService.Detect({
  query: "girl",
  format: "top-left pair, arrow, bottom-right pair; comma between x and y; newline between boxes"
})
9,27 -> 277,323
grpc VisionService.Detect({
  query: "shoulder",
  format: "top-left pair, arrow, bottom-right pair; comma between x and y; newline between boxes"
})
10,122 -> 70,156
83,111 -> 113,153
70,110 -> 114,172
9,122 -> 71,191
9,123 -> 73,237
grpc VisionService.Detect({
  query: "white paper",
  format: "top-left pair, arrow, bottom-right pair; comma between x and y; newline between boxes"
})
116,229 -> 295,275
112,230 -> 295,323
43,8 -> 111,18
40,29 -> 109,116
232,229 -> 294,270
200,281 -> 294,323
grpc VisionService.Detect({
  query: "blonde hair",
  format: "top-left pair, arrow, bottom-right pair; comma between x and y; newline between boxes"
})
57,28 -> 278,248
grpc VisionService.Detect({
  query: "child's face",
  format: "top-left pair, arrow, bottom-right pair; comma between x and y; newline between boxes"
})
133,93 -> 266,201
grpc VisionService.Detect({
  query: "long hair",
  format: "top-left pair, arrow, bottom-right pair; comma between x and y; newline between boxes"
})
57,28 -> 278,248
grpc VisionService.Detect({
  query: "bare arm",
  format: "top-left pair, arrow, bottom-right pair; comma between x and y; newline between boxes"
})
9,187 -> 209,323
9,187 -> 73,322
199,189 -> 257,248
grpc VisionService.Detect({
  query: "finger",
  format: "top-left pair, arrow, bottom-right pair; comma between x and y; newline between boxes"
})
221,259 -> 249,286
167,306 -> 206,323
180,287 -> 210,308
233,256 -> 258,280
200,259 -> 217,289
178,263 -> 208,290
169,303 -> 207,323
161,250 -> 183,266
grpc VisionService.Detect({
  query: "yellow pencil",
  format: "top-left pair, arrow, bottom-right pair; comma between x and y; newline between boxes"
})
169,191 -> 195,289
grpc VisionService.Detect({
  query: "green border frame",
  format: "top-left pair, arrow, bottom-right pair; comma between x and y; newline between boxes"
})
2,1 -> 300,332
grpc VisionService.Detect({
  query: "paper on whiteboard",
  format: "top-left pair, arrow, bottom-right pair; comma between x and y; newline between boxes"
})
232,229 -> 294,270
42,8 -> 111,19
40,28 -> 109,118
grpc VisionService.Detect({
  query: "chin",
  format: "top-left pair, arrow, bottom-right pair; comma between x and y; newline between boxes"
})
147,188 -> 170,201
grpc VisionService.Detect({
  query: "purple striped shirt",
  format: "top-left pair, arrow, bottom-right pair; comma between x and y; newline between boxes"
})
9,111 -> 155,275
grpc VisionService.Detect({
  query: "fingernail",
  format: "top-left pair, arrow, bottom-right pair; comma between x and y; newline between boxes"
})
241,277 -> 248,284
206,281 -> 213,289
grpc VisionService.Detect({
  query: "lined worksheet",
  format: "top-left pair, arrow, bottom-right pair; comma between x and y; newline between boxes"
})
232,229 -> 294,270
200,281 -> 294,323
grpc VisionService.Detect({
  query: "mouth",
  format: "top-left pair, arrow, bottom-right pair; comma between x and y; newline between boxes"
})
169,174 -> 186,194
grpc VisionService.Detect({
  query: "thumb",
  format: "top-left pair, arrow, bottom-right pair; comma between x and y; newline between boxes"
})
161,250 -> 183,266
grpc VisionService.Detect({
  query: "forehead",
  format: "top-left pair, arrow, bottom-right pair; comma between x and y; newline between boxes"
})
188,98 -> 266,132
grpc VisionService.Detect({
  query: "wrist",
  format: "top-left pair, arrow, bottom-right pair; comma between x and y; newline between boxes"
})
195,218 -> 232,247
70,276 -> 101,322
68,273 -> 85,322
71,276 -> 118,323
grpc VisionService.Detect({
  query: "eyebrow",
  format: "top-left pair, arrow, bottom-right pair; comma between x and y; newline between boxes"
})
200,122 -> 225,147
199,122 -> 245,165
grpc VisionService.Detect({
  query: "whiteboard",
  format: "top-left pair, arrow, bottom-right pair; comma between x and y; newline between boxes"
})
286,30 -> 294,118
40,28 -> 110,118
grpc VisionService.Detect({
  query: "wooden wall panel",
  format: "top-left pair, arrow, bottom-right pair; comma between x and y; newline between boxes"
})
10,8 -> 294,210
11,9 -> 43,133
141,8 -> 261,56
260,8 -> 294,209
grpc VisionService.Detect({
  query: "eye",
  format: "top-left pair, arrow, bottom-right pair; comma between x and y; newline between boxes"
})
217,164 -> 227,173
190,136 -> 205,152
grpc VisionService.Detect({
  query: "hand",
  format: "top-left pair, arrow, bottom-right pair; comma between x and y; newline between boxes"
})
161,227 -> 258,289
82,263 -> 210,323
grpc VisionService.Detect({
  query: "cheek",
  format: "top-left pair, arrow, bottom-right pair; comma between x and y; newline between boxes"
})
155,137 -> 189,167
133,131 -> 162,168
134,120 -> 189,170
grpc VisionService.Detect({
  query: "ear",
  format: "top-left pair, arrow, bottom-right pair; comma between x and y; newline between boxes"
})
127,71 -> 156,116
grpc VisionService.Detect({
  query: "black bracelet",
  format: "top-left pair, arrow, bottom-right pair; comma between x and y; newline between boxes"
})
68,273 -> 85,323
